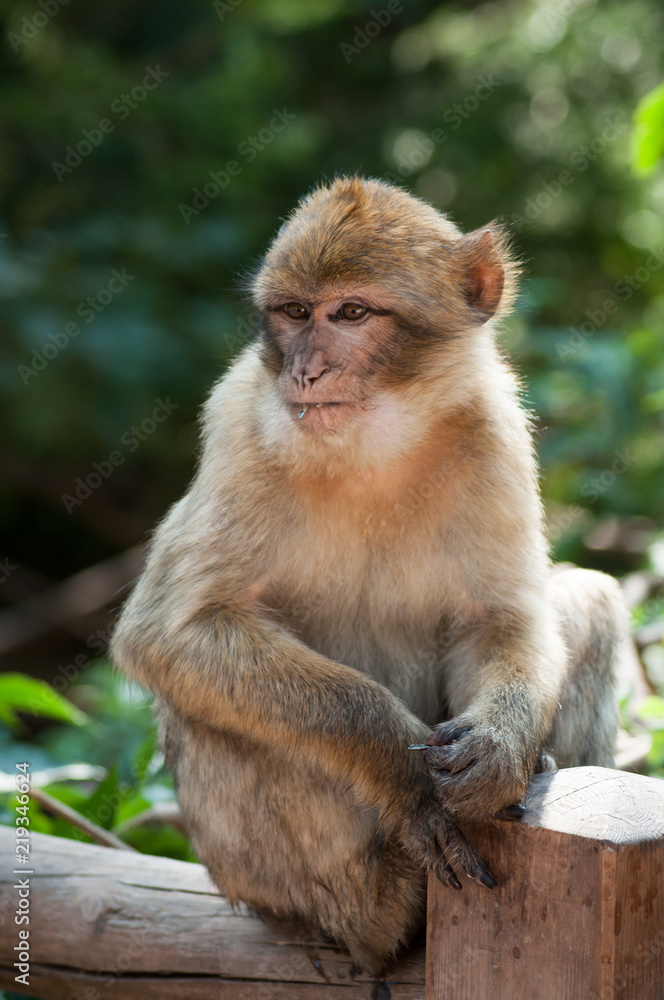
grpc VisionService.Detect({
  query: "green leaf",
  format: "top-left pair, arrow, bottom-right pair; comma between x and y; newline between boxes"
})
132,730 -> 160,785
635,695 -> 664,725
79,767 -> 123,831
631,81 -> 664,176
114,791 -> 152,827
647,729 -> 664,771
0,673 -> 89,731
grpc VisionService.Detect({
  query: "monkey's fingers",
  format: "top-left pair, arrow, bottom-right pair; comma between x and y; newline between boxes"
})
404,805 -> 493,889
436,822 -> 497,890
424,848 -> 462,891
535,750 -> 557,773
417,830 -> 477,891
424,812 -> 498,890
425,743 -> 476,774
427,722 -> 472,747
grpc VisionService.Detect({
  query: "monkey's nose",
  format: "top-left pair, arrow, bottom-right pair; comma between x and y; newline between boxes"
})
291,362 -> 330,392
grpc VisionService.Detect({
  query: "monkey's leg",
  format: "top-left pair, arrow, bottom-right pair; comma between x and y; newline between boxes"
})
115,600 -> 495,900
545,566 -> 628,768
158,703 -> 426,976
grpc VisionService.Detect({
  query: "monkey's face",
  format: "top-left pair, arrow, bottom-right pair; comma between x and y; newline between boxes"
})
251,177 -> 517,445
261,289 -> 412,433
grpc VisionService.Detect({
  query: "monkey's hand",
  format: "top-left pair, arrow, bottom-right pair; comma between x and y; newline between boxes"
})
424,714 -> 533,823
399,785 -> 497,891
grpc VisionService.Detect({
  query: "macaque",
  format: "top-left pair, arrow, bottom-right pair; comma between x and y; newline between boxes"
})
111,177 -> 627,974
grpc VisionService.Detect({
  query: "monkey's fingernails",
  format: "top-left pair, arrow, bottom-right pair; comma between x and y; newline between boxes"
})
434,862 -> 462,891
479,870 -> 497,890
496,801 -> 526,820
408,743 -> 431,751
458,854 -> 497,890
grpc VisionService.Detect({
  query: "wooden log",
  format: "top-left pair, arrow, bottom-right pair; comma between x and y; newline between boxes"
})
0,827 -> 424,999
2,767 -> 662,999
426,766 -> 664,1000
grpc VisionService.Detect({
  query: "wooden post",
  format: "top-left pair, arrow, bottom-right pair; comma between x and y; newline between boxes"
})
0,827 -> 424,999
426,766 -> 664,1000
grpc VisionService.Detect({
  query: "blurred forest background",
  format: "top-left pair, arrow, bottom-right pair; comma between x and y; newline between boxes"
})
0,0 -> 663,870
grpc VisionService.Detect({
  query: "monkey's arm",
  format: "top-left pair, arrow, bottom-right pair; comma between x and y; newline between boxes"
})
115,593 -> 429,786
425,612 -> 564,821
425,434 -> 567,822
111,523 -> 494,891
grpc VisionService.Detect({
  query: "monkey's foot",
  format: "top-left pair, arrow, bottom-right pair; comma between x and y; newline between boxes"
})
401,802 -> 497,891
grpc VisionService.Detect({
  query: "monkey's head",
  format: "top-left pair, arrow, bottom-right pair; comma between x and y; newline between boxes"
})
250,177 -> 519,451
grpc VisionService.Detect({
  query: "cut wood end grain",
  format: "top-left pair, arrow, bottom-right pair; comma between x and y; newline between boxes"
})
521,765 -> 664,842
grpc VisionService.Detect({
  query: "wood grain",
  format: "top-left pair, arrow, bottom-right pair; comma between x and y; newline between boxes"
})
0,827 -> 424,999
2,767 -> 662,1000
426,766 -> 664,1000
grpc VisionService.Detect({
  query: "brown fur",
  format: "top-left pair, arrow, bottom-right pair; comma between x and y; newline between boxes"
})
111,177 -> 628,975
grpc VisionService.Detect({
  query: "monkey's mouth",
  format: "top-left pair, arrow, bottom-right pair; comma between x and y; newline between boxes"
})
296,402 -> 340,416
290,401 -> 354,431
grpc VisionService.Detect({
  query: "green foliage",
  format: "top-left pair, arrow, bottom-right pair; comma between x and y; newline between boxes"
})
631,693 -> 664,777
631,82 -> 664,175
29,662 -> 155,780
0,0 -> 662,579
0,666 -> 194,861
0,673 -> 88,730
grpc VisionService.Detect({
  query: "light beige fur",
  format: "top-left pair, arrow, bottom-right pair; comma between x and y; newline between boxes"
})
111,177 -> 628,974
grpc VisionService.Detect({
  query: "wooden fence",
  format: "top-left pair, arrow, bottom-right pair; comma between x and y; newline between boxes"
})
1,766 -> 662,999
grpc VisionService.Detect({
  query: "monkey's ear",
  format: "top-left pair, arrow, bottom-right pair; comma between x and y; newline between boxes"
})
459,228 -> 505,321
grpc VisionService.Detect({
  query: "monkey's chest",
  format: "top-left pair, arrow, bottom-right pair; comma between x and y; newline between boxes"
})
260,540 -> 475,723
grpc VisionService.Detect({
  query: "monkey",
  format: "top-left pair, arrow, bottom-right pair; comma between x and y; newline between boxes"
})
111,176 -> 628,975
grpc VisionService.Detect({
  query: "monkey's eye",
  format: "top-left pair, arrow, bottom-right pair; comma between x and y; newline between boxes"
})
283,302 -> 309,320
339,303 -> 368,321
